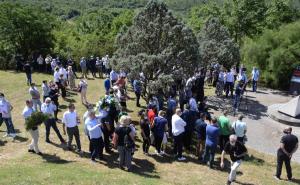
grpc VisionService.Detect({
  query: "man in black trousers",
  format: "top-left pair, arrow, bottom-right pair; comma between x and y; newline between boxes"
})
274,127 -> 298,181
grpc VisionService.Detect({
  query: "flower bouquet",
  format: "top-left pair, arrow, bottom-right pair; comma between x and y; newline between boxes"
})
25,112 -> 49,131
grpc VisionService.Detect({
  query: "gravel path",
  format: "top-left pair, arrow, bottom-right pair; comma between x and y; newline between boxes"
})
208,88 -> 300,163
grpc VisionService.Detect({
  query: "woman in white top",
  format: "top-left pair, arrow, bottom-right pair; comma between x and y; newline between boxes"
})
78,79 -> 88,105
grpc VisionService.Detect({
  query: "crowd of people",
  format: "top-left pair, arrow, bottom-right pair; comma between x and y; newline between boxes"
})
0,55 -> 299,184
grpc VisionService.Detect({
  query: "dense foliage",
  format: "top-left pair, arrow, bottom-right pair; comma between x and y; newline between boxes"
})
112,0 -> 200,98
242,21 -> 300,89
0,3 -> 55,69
0,0 -> 300,90
198,17 -> 240,69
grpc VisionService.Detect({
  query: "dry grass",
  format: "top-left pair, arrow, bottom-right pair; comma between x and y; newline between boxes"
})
0,70 -> 299,185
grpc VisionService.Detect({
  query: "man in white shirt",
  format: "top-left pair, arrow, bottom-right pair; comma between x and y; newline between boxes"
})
251,67 -> 259,92
225,69 -> 235,98
86,110 -> 104,162
189,94 -> 198,112
0,93 -> 17,138
53,67 -> 60,83
41,98 -> 65,144
59,66 -> 67,80
22,100 -> 42,155
232,115 -> 247,143
172,108 -> 187,161
42,80 -> 50,102
29,83 -> 42,111
62,103 -> 81,152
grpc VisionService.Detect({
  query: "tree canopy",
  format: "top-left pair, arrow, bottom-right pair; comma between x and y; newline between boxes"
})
112,0 -> 200,98
0,3 -> 55,67
198,17 -> 240,69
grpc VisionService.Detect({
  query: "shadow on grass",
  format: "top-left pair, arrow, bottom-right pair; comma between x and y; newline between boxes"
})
132,158 -> 159,178
0,140 -> 7,146
42,153 -> 74,164
244,154 -> 265,166
235,180 -> 255,185
13,135 -> 29,142
64,98 -> 76,103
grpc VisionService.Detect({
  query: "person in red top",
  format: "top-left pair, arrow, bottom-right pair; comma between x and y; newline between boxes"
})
147,106 -> 157,127
115,77 -> 126,89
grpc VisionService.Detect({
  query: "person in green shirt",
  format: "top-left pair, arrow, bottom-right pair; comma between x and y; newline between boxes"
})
218,111 -> 232,151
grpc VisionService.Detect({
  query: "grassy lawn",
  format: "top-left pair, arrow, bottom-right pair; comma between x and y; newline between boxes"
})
0,70 -> 299,185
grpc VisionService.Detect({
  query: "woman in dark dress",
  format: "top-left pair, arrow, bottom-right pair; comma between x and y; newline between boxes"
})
139,110 -> 151,155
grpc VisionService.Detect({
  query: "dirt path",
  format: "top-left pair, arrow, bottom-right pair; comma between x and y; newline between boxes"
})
209,88 -> 300,163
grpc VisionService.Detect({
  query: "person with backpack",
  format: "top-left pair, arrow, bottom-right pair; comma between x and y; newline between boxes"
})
113,115 -> 135,171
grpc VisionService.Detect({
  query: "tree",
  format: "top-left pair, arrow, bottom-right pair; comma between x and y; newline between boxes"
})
111,0 -> 200,99
198,17 -> 240,69
265,0 -> 300,29
223,0 -> 267,44
0,3 -> 55,64
188,2 -> 223,32
242,21 -> 300,89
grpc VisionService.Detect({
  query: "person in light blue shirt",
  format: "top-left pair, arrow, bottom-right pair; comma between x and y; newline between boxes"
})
251,67 -> 259,92
110,69 -> 118,85
41,98 -> 65,144
86,110 -> 104,161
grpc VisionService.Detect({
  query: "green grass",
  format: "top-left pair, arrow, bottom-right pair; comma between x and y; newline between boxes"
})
0,70 -> 299,185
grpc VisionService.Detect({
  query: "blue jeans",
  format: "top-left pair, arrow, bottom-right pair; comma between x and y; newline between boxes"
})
233,94 -> 241,109
252,80 -> 257,92
202,145 -> 216,167
26,73 -> 32,85
1,117 -> 16,134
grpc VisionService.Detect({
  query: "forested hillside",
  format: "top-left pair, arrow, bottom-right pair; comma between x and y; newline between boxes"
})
1,0 -> 300,89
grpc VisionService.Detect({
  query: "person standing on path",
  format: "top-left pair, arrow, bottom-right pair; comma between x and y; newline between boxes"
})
29,83 -> 42,112
62,103 -> 82,153
22,100 -> 42,155
220,135 -> 248,185
225,69 -> 235,98
232,115 -> 247,144
133,78 -> 142,107
274,127 -> 298,181
251,67 -> 260,92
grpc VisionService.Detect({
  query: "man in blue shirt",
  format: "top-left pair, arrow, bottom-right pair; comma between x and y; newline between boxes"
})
104,77 -> 111,94
133,79 -> 142,107
202,117 -> 220,168
166,95 -> 177,135
153,111 -> 168,155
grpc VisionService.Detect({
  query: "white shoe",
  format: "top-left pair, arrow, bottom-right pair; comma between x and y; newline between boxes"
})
178,157 -> 186,161
9,133 -> 17,138
160,151 -> 165,155
2,134 -> 9,138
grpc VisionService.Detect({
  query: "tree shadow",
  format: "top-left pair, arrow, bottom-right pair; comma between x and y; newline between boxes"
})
207,94 -> 268,120
287,179 -> 300,184
41,153 -> 74,164
59,105 -> 68,109
13,135 -> 29,142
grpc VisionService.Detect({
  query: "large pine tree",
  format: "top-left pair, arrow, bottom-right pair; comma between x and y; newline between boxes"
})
112,0 -> 200,98
198,17 -> 240,69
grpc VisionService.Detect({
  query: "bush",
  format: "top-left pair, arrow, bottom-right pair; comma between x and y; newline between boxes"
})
242,21 -> 300,89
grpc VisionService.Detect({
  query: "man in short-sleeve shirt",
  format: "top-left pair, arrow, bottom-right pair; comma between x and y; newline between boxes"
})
275,127 -> 298,181
221,135 -> 247,185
